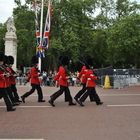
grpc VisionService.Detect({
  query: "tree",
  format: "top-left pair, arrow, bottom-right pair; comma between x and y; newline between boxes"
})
0,23 -> 6,52
13,4 -> 36,68
116,0 -> 140,18
0,0 -> 139,70
107,14 -> 140,68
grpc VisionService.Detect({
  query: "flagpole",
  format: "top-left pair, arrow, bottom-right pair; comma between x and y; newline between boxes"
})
39,0 -> 44,71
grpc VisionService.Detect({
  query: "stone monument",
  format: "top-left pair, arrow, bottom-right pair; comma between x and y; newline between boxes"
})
4,17 -> 17,70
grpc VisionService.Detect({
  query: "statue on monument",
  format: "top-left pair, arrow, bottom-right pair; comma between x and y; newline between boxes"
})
5,17 -> 17,70
6,17 -> 16,33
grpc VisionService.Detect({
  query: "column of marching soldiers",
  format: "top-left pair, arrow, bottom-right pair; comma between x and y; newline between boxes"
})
0,51 -> 103,112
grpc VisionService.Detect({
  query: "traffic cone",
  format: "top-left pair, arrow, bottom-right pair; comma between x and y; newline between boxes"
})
104,75 -> 111,89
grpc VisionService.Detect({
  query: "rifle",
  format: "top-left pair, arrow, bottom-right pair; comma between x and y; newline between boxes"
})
0,64 -> 10,77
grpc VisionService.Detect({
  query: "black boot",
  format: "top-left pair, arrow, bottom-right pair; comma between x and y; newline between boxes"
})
69,102 -> 76,106
77,100 -> 84,107
48,100 -> 55,107
21,96 -> 25,103
7,108 -> 16,112
96,102 -> 103,105
38,100 -> 46,102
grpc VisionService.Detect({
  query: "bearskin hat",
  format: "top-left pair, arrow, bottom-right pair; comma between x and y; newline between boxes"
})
0,52 -> 4,61
8,56 -> 14,64
3,55 -> 9,64
60,56 -> 70,66
31,55 -> 38,65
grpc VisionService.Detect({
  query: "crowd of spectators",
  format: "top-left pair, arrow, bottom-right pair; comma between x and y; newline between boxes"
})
16,70 -> 81,87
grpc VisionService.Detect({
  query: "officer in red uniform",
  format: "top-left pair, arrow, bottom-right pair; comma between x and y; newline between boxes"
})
21,56 -> 45,103
77,58 -> 103,106
8,56 -> 22,103
74,64 -> 94,102
4,55 -> 19,106
53,59 -> 70,102
48,56 -> 76,107
0,52 -> 16,112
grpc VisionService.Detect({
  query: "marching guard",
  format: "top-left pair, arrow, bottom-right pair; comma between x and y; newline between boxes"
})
3,55 -> 19,106
8,56 -> 22,103
48,56 -> 76,107
74,63 -> 95,103
77,58 -> 103,106
53,57 -> 71,102
21,55 -> 45,103
0,52 -> 16,112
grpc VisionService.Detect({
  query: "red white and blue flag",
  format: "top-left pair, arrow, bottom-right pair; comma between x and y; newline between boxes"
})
33,0 -> 40,46
34,0 -> 52,57
42,0 -> 52,50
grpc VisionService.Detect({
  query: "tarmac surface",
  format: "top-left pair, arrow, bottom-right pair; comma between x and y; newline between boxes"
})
0,85 -> 140,140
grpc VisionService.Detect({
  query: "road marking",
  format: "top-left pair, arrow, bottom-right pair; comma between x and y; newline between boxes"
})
0,106 -> 52,108
20,95 -> 49,97
19,106 -> 52,108
100,94 -> 140,96
0,139 -> 44,140
21,94 -> 140,97
107,104 -> 140,107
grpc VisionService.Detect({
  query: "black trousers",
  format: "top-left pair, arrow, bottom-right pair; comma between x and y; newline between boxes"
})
64,93 -> 68,102
6,87 -> 16,104
22,84 -> 43,101
11,84 -> 20,101
74,83 -> 94,101
80,87 -> 101,104
0,88 -> 13,110
51,86 -> 73,103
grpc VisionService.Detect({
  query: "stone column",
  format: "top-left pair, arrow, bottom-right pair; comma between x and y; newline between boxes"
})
4,17 -> 17,71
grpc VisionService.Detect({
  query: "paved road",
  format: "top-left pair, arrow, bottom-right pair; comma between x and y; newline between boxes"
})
0,86 -> 140,140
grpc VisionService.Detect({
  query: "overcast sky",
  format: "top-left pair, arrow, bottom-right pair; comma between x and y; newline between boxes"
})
0,0 -> 140,23
0,0 -> 25,23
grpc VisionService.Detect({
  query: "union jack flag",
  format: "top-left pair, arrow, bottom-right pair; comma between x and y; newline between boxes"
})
36,25 -> 40,46
42,0 -> 52,50
33,0 -> 40,46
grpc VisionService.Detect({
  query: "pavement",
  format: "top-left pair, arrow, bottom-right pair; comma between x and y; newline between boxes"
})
0,85 -> 140,140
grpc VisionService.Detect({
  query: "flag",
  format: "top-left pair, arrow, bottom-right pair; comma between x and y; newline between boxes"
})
33,0 -> 44,57
42,0 -> 52,50
36,47 -> 45,58
33,0 -> 40,46
34,0 -> 52,58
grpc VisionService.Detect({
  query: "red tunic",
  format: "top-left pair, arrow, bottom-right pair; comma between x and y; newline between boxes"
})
78,66 -> 88,84
3,65 -> 11,87
30,67 -> 40,85
0,66 -> 6,88
58,66 -> 69,87
85,69 -> 97,87
54,72 -> 60,81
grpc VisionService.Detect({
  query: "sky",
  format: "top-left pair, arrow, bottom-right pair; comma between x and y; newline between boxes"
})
0,0 -> 25,23
0,0 -> 140,23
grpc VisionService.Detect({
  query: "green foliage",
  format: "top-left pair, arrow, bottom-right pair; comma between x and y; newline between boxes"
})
0,23 -> 6,52
0,0 -> 140,70
13,6 -> 35,67
107,14 -> 140,68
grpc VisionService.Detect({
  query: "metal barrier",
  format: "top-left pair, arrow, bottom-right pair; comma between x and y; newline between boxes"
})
95,68 -> 140,89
